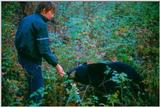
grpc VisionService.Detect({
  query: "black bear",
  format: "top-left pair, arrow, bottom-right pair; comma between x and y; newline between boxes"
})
67,61 -> 144,104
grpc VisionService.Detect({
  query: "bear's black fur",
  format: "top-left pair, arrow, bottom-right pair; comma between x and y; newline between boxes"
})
67,61 -> 144,94
67,61 -> 145,105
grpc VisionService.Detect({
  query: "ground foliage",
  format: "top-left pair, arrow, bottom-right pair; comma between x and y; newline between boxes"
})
2,1 -> 159,106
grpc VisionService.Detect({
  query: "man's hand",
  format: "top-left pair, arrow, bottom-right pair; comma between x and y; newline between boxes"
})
56,64 -> 65,77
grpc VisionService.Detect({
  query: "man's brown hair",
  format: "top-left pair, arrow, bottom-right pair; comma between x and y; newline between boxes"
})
35,2 -> 56,14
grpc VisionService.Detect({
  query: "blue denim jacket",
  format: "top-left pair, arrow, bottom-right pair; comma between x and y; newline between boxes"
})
15,13 -> 58,66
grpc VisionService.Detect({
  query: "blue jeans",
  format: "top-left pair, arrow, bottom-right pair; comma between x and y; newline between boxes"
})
18,55 -> 44,104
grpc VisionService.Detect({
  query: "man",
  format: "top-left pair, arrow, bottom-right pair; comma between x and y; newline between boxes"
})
15,2 -> 65,105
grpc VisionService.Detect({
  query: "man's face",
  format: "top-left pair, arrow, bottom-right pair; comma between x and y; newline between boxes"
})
42,9 -> 54,20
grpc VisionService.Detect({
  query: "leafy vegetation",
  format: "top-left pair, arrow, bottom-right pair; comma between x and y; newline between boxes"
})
2,1 -> 159,106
